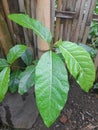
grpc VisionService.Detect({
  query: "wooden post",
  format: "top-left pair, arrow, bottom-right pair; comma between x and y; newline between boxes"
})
0,4 -> 13,56
82,0 -> 96,43
18,0 -> 31,47
54,0 -> 62,42
36,0 -> 51,57
1,0 -> 15,45
95,51 -> 98,70
95,51 -> 98,81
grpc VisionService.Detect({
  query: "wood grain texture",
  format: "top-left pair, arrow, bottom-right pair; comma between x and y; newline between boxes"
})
82,0 -> 96,43
1,0 -> 15,45
95,51 -> 98,70
54,0 -> 62,42
62,0 -> 77,41
55,0 -> 96,43
36,0 -> 51,57
0,7 -> 13,56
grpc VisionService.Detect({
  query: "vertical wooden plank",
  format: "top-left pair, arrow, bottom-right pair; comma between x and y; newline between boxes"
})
8,0 -> 25,44
18,0 -> 34,57
82,26 -> 90,43
1,0 -> 15,45
18,0 -> 25,13
8,0 -> 19,13
18,0 -> 31,47
18,0 -> 28,45
92,1 -> 98,81
50,0 -> 55,37
31,0 -> 37,58
60,0 -> 67,40
24,0 -> 31,16
62,0 -> 68,11
74,0 -> 85,42
54,0 -> 62,42
31,0 -> 36,18
0,7 -> 13,55
0,46 -> 5,58
95,51 -> 98,71
70,0 -> 82,42
36,0 -> 51,57
86,0 -> 96,24
78,0 -> 92,42
24,0 -> 34,47
62,0 -> 77,41
82,0 -> 96,43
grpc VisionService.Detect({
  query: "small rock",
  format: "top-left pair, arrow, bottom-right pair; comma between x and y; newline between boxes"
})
0,88 -> 38,129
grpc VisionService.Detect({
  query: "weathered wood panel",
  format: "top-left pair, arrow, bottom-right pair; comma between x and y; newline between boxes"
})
55,0 -> 97,79
94,51 -> 98,81
0,0 -> 97,58
0,2 -> 13,56
0,0 -> 55,58
54,0 -> 62,42
55,0 -> 96,43
2,0 -> 15,44
1,0 -> 37,58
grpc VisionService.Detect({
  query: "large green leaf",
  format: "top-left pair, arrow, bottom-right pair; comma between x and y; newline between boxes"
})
8,14 -> 52,44
18,65 -> 35,95
8,70 -> 21,93
21,48 -> 33,65
0,58 -> 9,71
7,45 -> 27,64
57,41 -> 95,92
35,51 -> 69,127
0,67 -> 10,102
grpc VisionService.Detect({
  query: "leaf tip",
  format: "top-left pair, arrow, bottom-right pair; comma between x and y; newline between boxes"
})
18,89 -> 24,95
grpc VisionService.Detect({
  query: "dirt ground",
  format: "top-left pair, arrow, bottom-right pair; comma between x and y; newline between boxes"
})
0,77 -> 98,130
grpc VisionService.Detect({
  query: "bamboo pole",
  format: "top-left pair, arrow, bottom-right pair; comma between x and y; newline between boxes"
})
18,0 -> 33,49
36,0 -> 51,57
18,0 -> 30,46
8,0 -> 24,44
1,0 -> 15,45
95,51 -> 98,70
0,45 -> 5,58
18,0 -> 25,13
31,0 -> 37,58
54,0 -> 62,42
24,0 -> 33,47
82,0 -> 96,43
24,0 -> 31,16
50,0 -> 55,37
0,11 -> 13,56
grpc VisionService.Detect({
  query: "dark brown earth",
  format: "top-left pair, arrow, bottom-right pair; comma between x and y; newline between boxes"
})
0,77 -> 98,130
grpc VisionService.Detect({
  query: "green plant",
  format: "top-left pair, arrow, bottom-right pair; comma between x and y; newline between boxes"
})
87,0 -> 98,47
94,0 -> 98,14
0,14 -> 95,127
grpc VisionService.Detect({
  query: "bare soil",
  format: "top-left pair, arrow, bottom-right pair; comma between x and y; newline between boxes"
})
1,77 -> 98,130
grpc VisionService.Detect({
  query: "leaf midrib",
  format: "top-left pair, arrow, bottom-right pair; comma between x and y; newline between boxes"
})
20,17 -> 43,40
13,16 -> 51,44
60,45 -> 83,74
49,51 -> 52,116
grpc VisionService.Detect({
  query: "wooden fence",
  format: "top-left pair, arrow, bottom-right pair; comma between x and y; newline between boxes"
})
0,0 -> 54,58
54,0 -> 98,78
55,0 -> 96,43
0,0 -> 97,58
